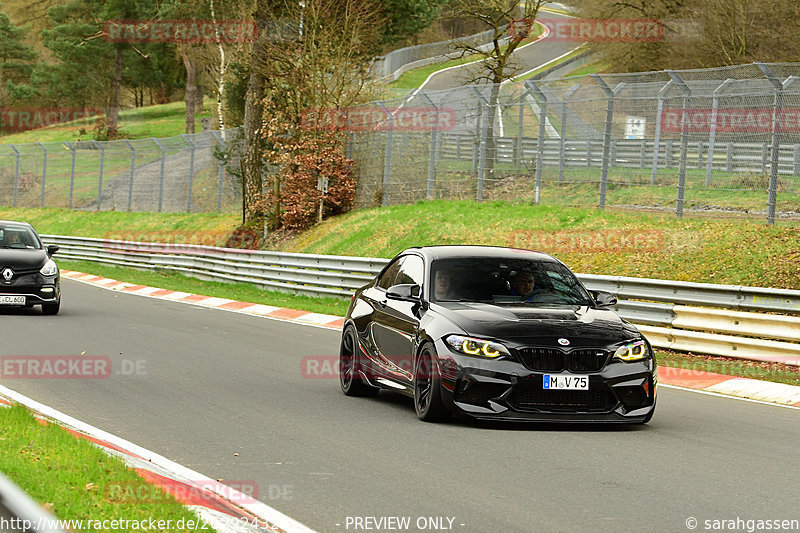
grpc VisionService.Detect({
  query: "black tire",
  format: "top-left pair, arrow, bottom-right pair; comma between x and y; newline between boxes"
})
42,301 -> 60,315
413,344 -> 449,422
339,326 -> 379,397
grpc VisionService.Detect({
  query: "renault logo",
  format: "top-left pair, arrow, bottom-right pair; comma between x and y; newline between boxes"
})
1,268 -> 13,282
558,338 -> 570,346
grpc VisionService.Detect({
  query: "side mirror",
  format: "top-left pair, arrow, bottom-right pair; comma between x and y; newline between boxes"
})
590,289 -> 617,308
386,283 -> 422,302
46,244 -> 59,256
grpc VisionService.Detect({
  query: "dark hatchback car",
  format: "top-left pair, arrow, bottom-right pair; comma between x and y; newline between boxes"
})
340,246 -> 656,423
0,221 -> 61,315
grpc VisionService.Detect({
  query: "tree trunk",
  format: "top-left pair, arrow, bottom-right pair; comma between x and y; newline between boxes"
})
195,83 -> 204,114
242,19 -> 269,224
107,47 -> 123,139
180,48 -> 196,134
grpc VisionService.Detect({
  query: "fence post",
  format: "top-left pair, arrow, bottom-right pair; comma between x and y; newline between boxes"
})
794,145 -> 800,176
667,70 -> 690,218
123,140 -> 135,211
471,87 -> 489,202
35,142 -> 46,208
756,65 -> 796,225
152,138 -> 166,212
10,144 -> 19,207
66,142 -> 76,208
92,140 -> 105,210
210,130 -> 226,212
524,80 -> 548,204
706,79 -> 734,186
181,134 -> 195,212
592,75 -> 625,209
421,94 -> 439,200
651,80 -> 673,185
376,102 -> 394,206
515,97 -> 524,170
559,84 -> 580,183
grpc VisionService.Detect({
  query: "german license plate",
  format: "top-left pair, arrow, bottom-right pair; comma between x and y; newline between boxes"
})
543,374 -> 588,390
0,295 -> 25,305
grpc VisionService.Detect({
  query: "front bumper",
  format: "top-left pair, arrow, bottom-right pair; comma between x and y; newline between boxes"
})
0,273 -> 60,306
433,339 -> 657,423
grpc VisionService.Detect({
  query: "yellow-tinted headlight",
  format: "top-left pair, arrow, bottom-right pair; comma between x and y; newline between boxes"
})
614,340 -> 649,362
446,335 -> 509,358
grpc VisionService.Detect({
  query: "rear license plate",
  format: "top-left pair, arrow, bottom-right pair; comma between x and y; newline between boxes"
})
543,374 -> 588,390
0,295 -> 25,305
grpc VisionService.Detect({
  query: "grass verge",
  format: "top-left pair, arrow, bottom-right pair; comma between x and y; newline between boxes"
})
0,102 -> 213,145
0,404 -> 216,532
58,259 -> 351,317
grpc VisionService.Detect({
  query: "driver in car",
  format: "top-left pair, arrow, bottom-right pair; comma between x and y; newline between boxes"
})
434,269 -> 458,300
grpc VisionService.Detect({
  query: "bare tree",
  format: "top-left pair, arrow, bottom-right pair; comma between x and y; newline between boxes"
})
443,0 -> 548,172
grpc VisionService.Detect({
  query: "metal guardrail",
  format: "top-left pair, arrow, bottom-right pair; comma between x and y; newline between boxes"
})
44,235 -> 800,364
0,471 -> 67,533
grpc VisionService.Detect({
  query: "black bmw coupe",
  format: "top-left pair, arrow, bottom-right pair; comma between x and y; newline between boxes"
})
0,221 -> 61,315
340,246 -> 656,423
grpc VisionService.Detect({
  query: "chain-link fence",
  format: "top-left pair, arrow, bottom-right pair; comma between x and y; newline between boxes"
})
0,129 -> 242,213
347,62 -> 800,224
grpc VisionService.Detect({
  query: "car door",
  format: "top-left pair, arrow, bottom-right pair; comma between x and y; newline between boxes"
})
371,255 -> 425,381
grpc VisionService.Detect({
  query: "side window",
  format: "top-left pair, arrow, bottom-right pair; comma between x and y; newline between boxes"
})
394,255 -> 424,286
376,258 -> 404,290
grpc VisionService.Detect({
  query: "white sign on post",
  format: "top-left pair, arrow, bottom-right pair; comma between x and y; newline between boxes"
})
625,116 -> 646,139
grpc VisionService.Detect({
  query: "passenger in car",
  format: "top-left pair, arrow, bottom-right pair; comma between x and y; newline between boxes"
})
509,271 -> 543,301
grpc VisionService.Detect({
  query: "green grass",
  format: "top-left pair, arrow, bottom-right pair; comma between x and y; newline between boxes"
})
277,200 -> 800,289
0,101 -> 213,145
58,259 -> 351,316
0,404 -> 216,532
0,207 -> 240,241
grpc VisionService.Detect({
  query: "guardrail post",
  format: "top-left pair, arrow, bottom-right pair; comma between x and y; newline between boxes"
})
376,102 -> 394,206
757,64 -> 797,225
152,138 -> 166,212
181,134 -> 196,212
559,84 -> 580,183
92,140 -> 105,210
35,142 -> 47,207
651,80 -> 673,185
515,94 -> 524,170
66,141 -> 76,208
706,79 -> 734,186
10,144 -> 20,207
524,80 -> 547,204
471,87 -> 489,201
667,70 -> 690,218
210,130 -> 227,211
123,140 -> 135,211
794,145 -> 800,176
421,94 -> 438,200
592,75 -> 625,209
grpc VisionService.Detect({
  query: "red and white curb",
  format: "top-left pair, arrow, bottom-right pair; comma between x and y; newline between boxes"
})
0,386 -> 316,533
60,270 -> 345,331
60,269 -> 800,408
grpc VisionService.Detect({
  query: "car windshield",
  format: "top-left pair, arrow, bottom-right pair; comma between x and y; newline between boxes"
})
430,257 -> 593,307
0,225 -> 41,249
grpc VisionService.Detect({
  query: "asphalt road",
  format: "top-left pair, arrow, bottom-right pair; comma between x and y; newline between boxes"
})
422,12 -> 578,91
2,279 -> 799,533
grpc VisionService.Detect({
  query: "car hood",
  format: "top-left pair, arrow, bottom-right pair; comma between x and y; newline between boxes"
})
430,301 -> 641,347
0,249 -> 49,271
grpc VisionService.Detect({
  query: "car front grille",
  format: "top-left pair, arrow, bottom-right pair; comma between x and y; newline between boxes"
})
517,347 -> 610,373
511,380 -> 616,412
